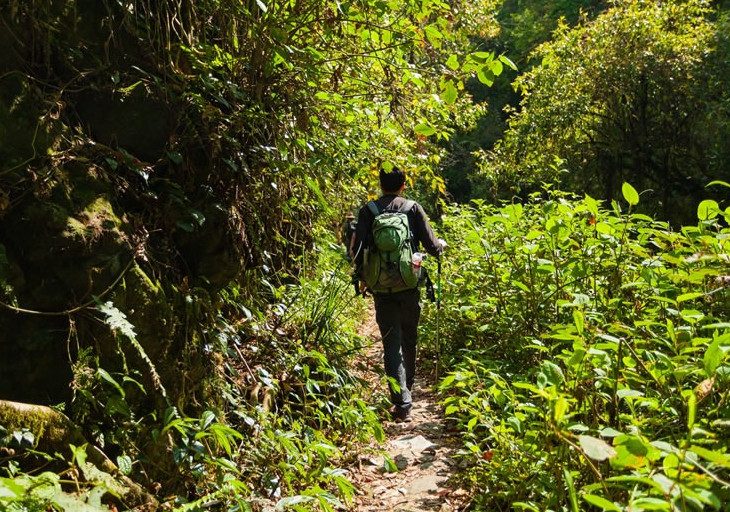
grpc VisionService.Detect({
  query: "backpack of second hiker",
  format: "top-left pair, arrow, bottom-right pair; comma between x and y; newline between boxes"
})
362,201 -> 419,293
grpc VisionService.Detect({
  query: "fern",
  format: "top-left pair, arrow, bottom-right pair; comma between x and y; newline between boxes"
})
97,301 -> 169,401
97,301 -> 137,339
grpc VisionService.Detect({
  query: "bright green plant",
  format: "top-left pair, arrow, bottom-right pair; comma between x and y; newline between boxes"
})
428,184 -> 730,510
0,471 -> 109,512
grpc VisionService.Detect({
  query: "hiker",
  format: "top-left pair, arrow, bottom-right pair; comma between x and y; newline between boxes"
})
352,166 -> 445,422
341,212 -> 357,261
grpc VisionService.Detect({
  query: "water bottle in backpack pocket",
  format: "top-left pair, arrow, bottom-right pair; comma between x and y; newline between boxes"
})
411,252 -> 425,281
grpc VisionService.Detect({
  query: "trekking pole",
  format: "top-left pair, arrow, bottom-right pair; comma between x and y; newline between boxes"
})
435,254 -> 442,381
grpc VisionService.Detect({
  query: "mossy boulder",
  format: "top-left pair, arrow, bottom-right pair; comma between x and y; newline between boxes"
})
2,168 -> 129,311
0,162 -> 131,403
0,75 -> 66,179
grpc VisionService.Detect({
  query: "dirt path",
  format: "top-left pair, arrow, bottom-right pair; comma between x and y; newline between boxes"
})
349,310 -> 468,512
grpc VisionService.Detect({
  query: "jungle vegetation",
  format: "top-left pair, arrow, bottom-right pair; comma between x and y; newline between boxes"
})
0,0 -> 728,510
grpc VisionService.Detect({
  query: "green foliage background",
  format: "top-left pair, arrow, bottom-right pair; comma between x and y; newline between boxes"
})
444,0 -> 730,225
423,188 -> 730,510
0,0 -> 728,510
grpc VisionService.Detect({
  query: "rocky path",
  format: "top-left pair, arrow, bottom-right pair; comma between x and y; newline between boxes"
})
349,311 -> 469,512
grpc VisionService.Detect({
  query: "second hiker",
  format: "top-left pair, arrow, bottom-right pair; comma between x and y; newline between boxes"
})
352,166 -> 445,422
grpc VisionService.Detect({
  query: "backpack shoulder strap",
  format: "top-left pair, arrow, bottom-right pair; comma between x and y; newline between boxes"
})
401,200 -> 416,213
367,201 -> 381,218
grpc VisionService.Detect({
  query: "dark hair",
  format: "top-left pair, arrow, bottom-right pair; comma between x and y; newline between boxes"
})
379,166 -> 406,193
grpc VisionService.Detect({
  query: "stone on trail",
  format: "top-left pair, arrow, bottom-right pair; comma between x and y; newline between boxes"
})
361,454 -> 386,467
407,474 -> 448,495
390,435 -> 438,455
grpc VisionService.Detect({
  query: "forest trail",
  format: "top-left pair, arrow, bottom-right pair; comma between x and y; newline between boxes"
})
349,309 -> 469,512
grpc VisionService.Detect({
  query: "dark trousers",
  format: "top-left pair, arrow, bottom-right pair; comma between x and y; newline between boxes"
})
374,288 -> 420,412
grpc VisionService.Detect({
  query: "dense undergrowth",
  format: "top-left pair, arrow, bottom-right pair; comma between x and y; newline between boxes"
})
1,239 -> 386,510
423,184 -> 730,511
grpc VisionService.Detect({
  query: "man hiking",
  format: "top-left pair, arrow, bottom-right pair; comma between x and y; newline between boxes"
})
352,166 -> 445,422
341,212 -> 357,261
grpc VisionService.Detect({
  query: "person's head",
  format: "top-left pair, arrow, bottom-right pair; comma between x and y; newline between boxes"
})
379,166 -> 406,194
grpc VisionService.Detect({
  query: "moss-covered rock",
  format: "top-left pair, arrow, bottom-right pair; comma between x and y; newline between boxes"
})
0,75 -> 65,180
2,169 -> 129,311
74,86 -> 173,163
0,1 -> 314,494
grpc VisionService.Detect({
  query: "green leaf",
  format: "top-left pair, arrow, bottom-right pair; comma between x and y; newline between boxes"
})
621,182 -> 639,206
442,81 -> 458,105
305,177 -> 333,214
97,301 -> 137,340
703,338 -> 724,375
630,497 -> 671,510
578,435 -> 617,461
211,425 -> 233,456
0,477 -> 23,498
600,427 -> 623,438
477,69 -> 494,86
583,494 -> 621,511
611,435 -> 660,468
471,51 -> 494,61
70,443 -> 88,468
554,397 -> 569,423
687,392 -> 696,430
176,220 -> 195,232
414,123 -> 437,136
616,389 -> 644,399
167,151 -> 183,164
499,55 -> 518,70
467,416 -> 478,430
383,456 -> 398,473
116,455 -> 133,475
573,310 -> 585,335
677,292 -> 704,303
706,180 -> 730,189
200,410 -> 216,430
97,368 -> 125,398
697,199 -> 719,220
564,468 -> 579,512
680,309 -> 704,323
445,404 -> 459,415
424,25 -> 443,47
702,322 -> 730,330
104,157 -> 118,170
540,360 -> 564,386
446,54 -> 459,70
689,445 -> 730,468
276,495 -> 314,509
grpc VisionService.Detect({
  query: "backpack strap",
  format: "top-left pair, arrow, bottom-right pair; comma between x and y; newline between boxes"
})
401,200 -> 416,245
401,200 -> 416,213
367,201 -> 381,217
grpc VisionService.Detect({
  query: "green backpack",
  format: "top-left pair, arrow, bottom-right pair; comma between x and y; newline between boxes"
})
362,200 -> 419,293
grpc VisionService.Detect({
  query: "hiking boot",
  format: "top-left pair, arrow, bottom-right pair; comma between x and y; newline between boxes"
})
393,408 -> 412,423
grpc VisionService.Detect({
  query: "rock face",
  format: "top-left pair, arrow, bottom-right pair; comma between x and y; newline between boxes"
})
0,3 -> 311,409
0,161 -> 132,402
0,159 -> 167,403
